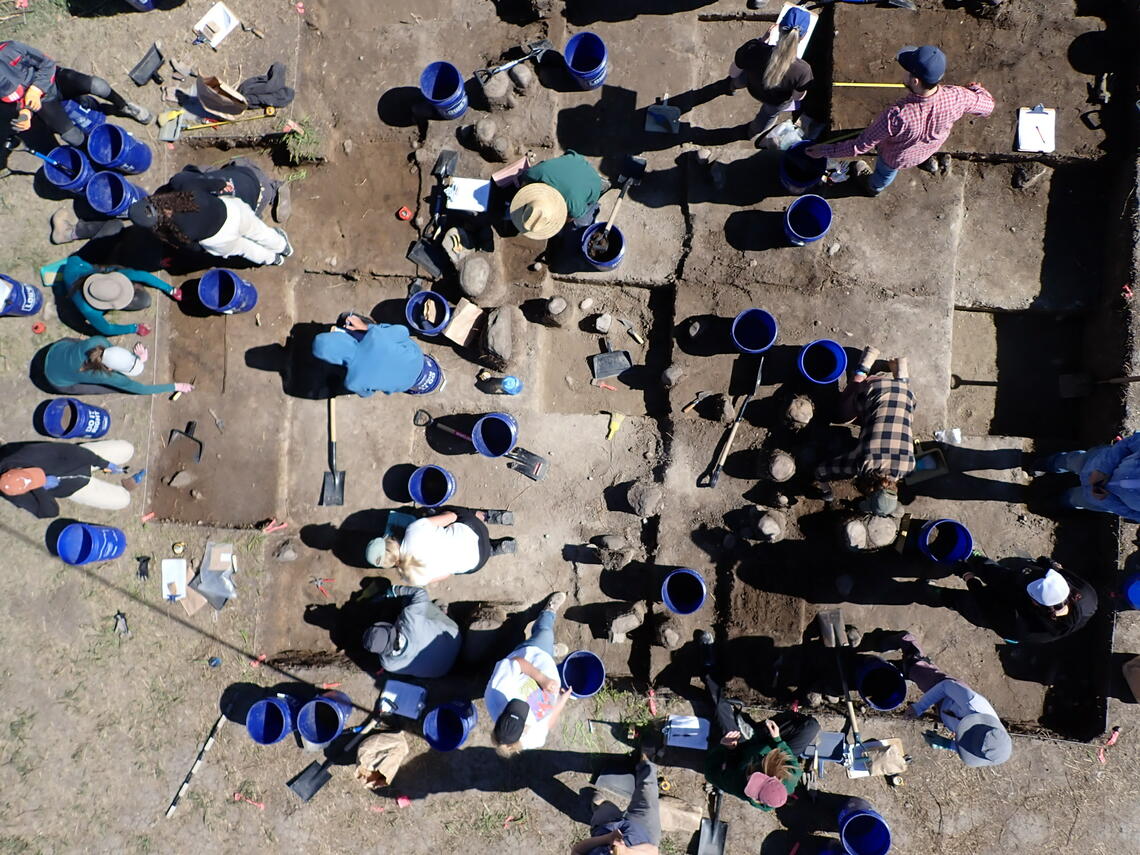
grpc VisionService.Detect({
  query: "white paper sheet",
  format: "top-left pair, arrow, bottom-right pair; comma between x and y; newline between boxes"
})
1017,105 -> 1056,153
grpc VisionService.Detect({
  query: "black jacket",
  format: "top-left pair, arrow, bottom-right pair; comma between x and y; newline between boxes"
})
0,442 -> 109,518
966,557 -> 1098,644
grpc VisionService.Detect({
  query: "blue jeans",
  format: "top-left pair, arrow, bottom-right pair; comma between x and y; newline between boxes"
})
867,156 -> 899,194
512,609 -> 556,657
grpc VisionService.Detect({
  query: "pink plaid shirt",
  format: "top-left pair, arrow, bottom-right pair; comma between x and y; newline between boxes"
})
814,84 -> 995,169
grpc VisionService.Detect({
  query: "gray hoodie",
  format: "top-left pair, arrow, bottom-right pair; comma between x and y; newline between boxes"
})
373,586 -> 461,679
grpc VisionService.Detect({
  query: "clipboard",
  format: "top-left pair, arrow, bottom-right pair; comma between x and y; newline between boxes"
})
764,3 -> 819,58
1017,104 -> 1055,153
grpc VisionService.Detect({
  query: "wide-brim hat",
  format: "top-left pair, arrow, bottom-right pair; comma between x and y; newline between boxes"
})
509,182 -> 568,241
83,272 -> 134,311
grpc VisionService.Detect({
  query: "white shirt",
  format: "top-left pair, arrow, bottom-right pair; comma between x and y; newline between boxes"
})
484,645 -> 559,750
401,518 -> 481,579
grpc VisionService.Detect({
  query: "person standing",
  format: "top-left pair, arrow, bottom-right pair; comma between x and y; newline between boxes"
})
0,40 -> 151,146
57,256 -> 181,338
510,151 -> 604,239
958,556 -> 1098,644
1025,433 -> 1140,522
571,757 -> 662,855
42,335 -> 193,396
0,439 -> 136,518
485,592 -> 571,753
806,45 -> 994,196
888,630 -> 1012,767
361,585 -> 461,678
814,358 -> 916,514
727,8 -> 813,141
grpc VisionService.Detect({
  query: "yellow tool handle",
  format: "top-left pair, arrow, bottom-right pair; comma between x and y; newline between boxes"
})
834,82 -> 906,88
328,397 -> 337,443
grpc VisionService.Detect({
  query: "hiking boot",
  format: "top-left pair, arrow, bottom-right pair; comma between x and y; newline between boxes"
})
491,537 -> 517,557
938,153 -> 953,176
273,182 -> 292,223
120,102 -> 152,124
697,630 -> 716,672
553,642 -> 569,658
273,227 -> 294,257
482,509 -> 514,525
851,160 -> 881,197
1020,451 -> 1049,476
918,157 -> 938,174
542,591 -> 567,613
50,207 -> 80,243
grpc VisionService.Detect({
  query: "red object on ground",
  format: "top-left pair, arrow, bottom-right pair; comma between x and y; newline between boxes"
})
140,511 -> 156,523
647,689 -> 657,716
233,793 -> 265,810
31,321 -> 46,334
396,795 -> 412,808
249,653 -> 267,668
396,206 -> 413,221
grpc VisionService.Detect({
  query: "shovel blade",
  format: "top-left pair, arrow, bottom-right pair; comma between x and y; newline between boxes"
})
697,818 -> 728,855
320,470 -> 345,506
506,446 -> 548,481
287,762 -> 332,801
817,608 -> 843,648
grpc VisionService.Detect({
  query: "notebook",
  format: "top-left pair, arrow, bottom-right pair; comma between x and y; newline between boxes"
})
1017,105 -> 1055,153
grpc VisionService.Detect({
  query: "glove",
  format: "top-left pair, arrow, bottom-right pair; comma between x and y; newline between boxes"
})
136,322 -> 152,336
11,109 -> 32,132
43,475 -> 60,489
23,86 -> 43,111
104,463 -> 126,474
170,287 -> 182,302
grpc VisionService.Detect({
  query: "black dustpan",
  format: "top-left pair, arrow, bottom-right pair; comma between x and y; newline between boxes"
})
288,719 -> 378,802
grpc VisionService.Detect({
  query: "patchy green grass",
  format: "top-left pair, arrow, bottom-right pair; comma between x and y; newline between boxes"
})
282,116 -> 324,165
0,0 -> 67,43
0,836 -> 41,855
447,800 -> 530,839
592,687 -> 653,729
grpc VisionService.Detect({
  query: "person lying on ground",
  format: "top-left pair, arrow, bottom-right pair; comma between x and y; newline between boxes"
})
883,630 -> 1011,767
312,313 -> 426,397
571,756 -> 662,855
361,585 -> 461,679
726,7 -> 813,142
486,591 -> 571,754
814,356 -> 915,515
805,45 -> 993,196
698,630 -> 818,810
958,555 -> 1097,644
0,439 -> 136,518
510,151 -> 604,240
1024,433 -> 1140,522
365,507 -> 516,586
128,161 -> 291,267
42,335 -> 193,396
0,40 -> 150,146
57,255 -> 181,338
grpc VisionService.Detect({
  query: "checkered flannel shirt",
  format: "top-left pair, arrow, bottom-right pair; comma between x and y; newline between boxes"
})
812,84 -> 995,169
816,376 -> 917,482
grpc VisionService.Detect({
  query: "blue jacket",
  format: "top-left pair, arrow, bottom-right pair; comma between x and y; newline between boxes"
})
57,256 -> 172,337
1079,434 -> 1140,520
311,324 -> 423,397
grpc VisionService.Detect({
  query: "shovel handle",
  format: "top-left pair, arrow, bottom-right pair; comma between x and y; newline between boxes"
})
327,398 -> 337,444
707,420 -> 742,488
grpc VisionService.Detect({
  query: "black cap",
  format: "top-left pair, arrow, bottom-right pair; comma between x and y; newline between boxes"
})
362,621 -> 397,654
128,199 -> 158,229
493,699 -> 529,745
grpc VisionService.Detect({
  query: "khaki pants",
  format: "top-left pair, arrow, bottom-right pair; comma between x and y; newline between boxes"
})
67,440 -> 134,511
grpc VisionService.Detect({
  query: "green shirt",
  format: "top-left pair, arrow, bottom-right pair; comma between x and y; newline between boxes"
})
524,151 -> 603,219
704,733 -> 802,811
58,256 -> 172,337
43,336 -> 175,396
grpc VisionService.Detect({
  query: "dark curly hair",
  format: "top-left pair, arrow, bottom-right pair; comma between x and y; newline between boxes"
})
144,191 -> 200,247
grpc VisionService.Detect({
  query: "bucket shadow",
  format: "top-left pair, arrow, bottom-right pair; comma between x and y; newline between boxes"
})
382,464 -> 417,503
422,413 -> 480,456
564,0 -> 717,24
725,209 -> 789,252
376,86 -> 428,129
44,517 -> 78,556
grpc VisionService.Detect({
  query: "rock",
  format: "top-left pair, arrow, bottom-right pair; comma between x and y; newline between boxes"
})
508,63 -> 535,91
765,450 -> 795,483
711,393 -> 734,424
806,691 -> 823,708
596,534 -> 629,551
842,518 -> 869,551
824,694 -> 841,704
543,296 -> 572,328
475,117 -> 498,148
785,395 -> 814,429
774,493 -> 790,508
489,135 -> 513,163
342,139 -> 353,155
696,148 -> 713,165
598,547 -> 633,574
579,297 -> 595,311
442,226 -> 474,265
658,624 -> 681,650
482,306 -> 513,369
594,312 -> 613,334
661,364 -> 684,388
190,489 -> 204,501
827,241 -> 841,256
866,514 -> 900,548
1012,163 -> 1047,190
459,254 -> 491,298
167,470 -> 196,488
529,261 -> 544,272
687,319 -> 701,340
273,540 -> 298,562
757,511 -> 786,543
846,625 -> 864,648
608,602 -> 647,642
658,796 -> 704,835
627,481 -> 664,516
479,72 -> 511,108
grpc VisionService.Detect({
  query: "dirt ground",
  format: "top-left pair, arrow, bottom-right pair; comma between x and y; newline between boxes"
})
1,1 -> 1139,854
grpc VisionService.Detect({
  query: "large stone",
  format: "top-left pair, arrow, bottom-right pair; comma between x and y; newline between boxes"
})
786,395 -> 814,429
459,255 -> 491,299
627,481 -> 664,517
475,117 -> 498,148
481,306 -> 522,370
661,364 -> 684,388
608,601 -> 647,643
757,511 -> 786,543
866,514 -> 900,548
273,539 -> 298,562
168,470 -> 196,488
508,63 -> 535,91
842,518 -> 868,551
765,450 -> 795,483
479,72 -> 511,108
659,797 -> 704,835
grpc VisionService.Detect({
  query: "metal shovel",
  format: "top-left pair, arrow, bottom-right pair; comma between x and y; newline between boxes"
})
587,337 -> 632,381
287,718 -> 379,802
319,397 -> 345,506
817,608 -> 864,751
697,789 -> 728,855
586,155 -> 647,257
1058,373 -> 1140,398
474,39 -> 554,85
168,421 -> 203,464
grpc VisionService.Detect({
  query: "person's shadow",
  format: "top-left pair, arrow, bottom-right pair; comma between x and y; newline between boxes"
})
244,321 -> 345,399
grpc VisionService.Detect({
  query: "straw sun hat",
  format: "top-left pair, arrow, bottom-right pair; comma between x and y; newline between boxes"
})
509,182 -> 568,241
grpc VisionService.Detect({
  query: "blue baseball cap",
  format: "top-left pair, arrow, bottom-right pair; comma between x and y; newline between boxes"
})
780,7 -> 811,33
897,45 -> 947,85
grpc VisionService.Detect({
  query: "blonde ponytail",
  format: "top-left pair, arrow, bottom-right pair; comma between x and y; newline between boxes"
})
762,27 -> 802,92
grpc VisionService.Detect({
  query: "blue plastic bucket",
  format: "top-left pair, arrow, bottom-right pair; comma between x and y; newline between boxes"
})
61,99 -> 107,137
559,650 -> 606,698
419,62 -> 468,120
856,656 -> 907,712
56,523 -> 127,565
661,568 -> 707,615
405,353 -> 444,395
1122,572 -> 1140,609
581,222 -> 625,271
785,194 -> 833,246
42,398 -> 111,439
87,124 -> 152,175
42,146 -> 94,194
85,171 -> 146,218
405,290 -> 452,335
121,0 -> 155,9
917,519 -> 973,565
779,141 -> 828,195
245,695 -> 300,745
198,268 -> 258,315
798,339 -> 848,384
731,308 -> 778,354
297,690 -> 354,749
564,32 -> 608,90
472,412 -> 518,458
838,797 -> 892,855
0,274 -> 45,317
423,701 -> 478,751
408,464 -> 456,507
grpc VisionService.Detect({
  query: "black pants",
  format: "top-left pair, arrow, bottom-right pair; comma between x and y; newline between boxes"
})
36,69 -> 129,146
703,671 -> 820,757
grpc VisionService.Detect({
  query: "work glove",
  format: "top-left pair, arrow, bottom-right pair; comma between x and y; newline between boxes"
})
136,322 -> 152,336
11,109 -> 32,132
43,475 -> 60,489
170,287 -> 182,302
23,86 -> 43,111
104,463 -> 126,474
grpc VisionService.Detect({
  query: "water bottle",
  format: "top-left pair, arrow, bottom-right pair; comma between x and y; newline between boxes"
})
482,375 -> 522,395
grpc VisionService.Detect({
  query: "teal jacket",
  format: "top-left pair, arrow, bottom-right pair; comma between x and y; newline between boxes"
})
524,151 -> 603,219
57,256 -> 172,337
43,336 -> 175,396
